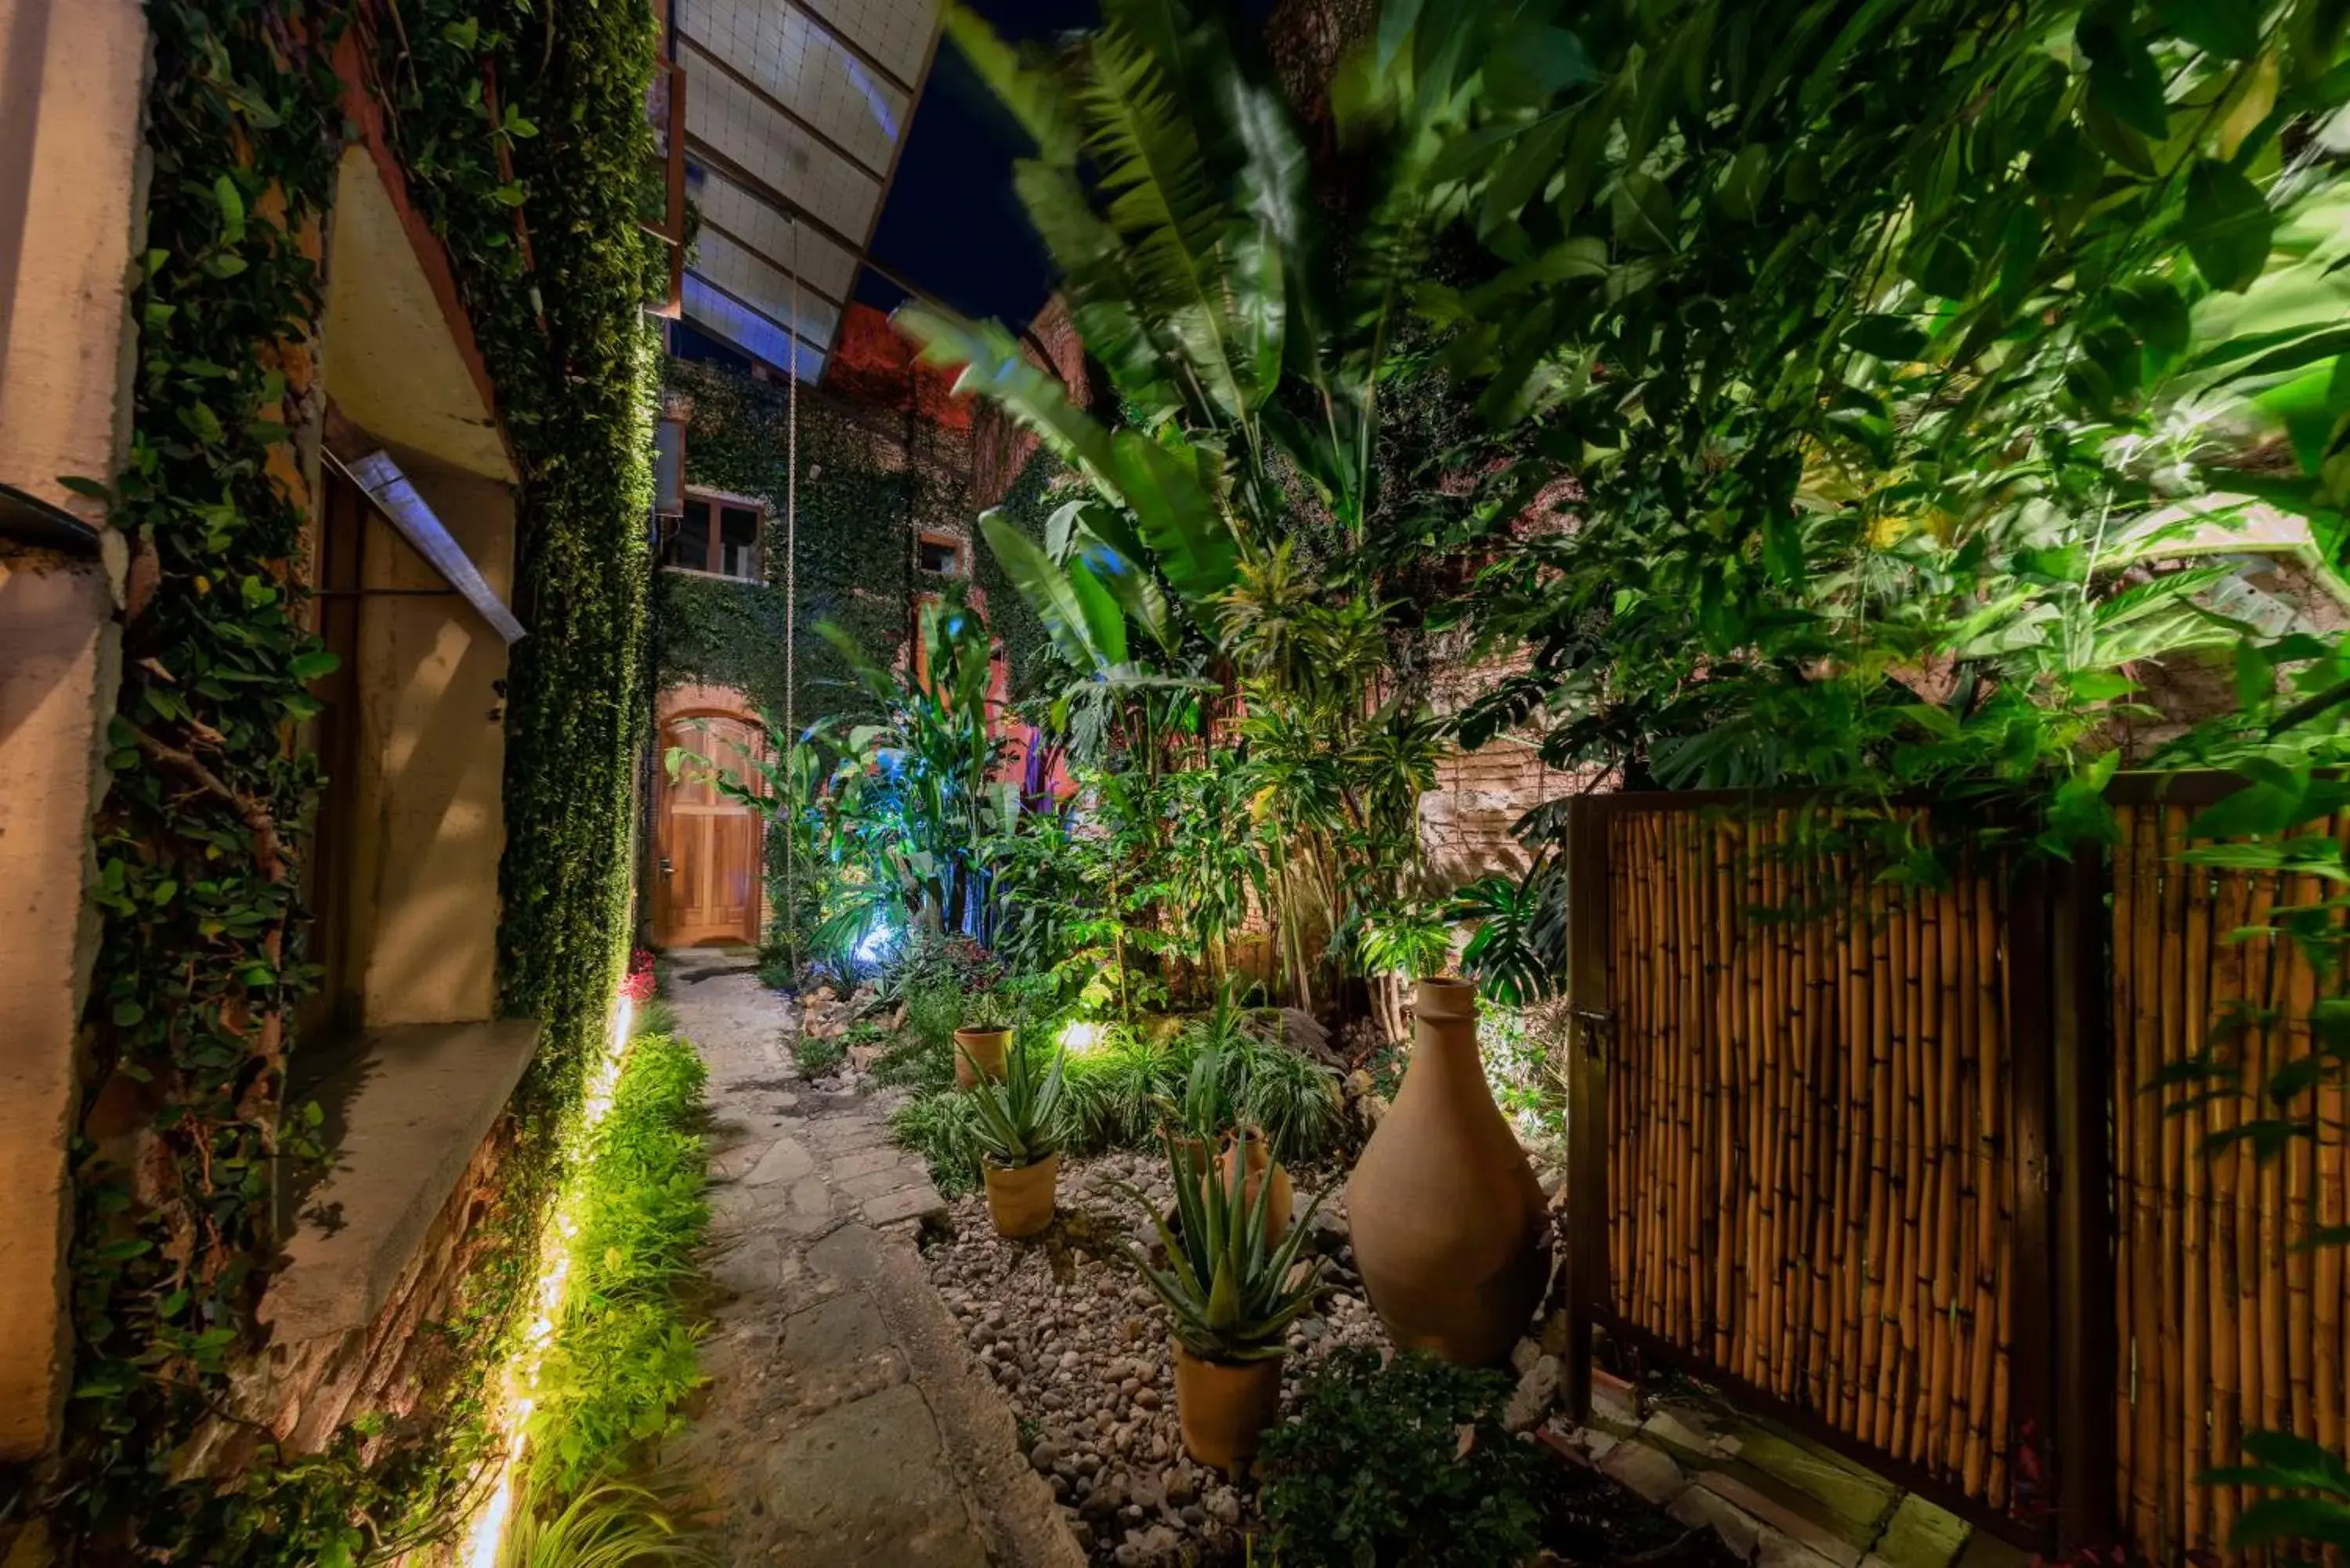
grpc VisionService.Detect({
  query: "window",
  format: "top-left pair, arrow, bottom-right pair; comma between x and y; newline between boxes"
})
917,533 -> 964,577
663,494 -> 763,580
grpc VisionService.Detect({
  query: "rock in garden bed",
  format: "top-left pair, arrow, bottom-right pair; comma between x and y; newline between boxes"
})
919,1151 -> 1724,1568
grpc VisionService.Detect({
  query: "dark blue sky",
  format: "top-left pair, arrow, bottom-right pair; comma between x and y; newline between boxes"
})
856,0 -> 1099,327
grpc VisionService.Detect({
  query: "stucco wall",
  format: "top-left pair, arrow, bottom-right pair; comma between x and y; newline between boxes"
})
344,444 -> 517,1027
0,0 -> 146,1462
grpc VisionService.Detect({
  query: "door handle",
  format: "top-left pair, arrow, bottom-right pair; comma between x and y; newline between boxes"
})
660,857 -> 674,876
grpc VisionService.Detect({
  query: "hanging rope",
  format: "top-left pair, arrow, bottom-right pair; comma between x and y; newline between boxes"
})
784,219 -> 801,992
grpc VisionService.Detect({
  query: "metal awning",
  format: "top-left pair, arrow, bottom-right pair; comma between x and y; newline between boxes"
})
672,0 -> 943,382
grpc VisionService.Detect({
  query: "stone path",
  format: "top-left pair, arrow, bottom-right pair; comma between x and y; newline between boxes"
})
660,948 -> 1085,1568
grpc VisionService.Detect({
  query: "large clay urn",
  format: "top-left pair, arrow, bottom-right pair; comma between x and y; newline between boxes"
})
1346,977 -> 1548,1365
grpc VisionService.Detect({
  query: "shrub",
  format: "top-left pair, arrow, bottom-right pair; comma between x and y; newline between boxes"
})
793,1025 -> 848,1078
1237,1041 -> 1343,1165
1260,1348 -> 1547,1568
890,1091 -> 986,1196
871,973 -> 962,1093
526,1032 -> 710,1490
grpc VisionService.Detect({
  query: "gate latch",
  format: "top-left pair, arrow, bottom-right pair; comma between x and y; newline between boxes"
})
1568,1005 -> 1614,1060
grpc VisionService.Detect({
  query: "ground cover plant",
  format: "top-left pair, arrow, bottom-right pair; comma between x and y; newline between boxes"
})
1259,1348 -> 1548,1568
524,1030 -> 710,1492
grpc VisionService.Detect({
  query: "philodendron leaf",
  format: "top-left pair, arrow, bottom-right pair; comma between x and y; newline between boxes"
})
2182,157 -> 2275,294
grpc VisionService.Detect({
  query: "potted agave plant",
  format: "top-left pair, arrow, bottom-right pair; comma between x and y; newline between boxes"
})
1155,1042 -> 1231,1183
1123,1131 -> 1327,1469
971,1035 -> 1065,1238
1160,1042 -> 1293,1244
954,991 -> 1014,1089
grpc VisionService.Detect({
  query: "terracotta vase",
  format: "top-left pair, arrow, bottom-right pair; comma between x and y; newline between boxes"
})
953,1026 -> 1010,1089
982,1151 -> 1058,1238
1216,1127 -> 1292,1245
1345,977 -> 1548,1365
1171,1343 -> 1284,1469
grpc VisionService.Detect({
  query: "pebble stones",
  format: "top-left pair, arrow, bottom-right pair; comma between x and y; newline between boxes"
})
924,1151 -> 1379,1566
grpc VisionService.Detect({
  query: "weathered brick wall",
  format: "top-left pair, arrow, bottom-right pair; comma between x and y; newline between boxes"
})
1420,639 -> 1610,885
178,1119 -> 519,1479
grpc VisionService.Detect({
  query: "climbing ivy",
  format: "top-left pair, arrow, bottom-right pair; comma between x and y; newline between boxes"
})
380,0 -> 663,1093
56,1 -> 366,1555
51,0 -> 667,1558
655,359 -> 1063,727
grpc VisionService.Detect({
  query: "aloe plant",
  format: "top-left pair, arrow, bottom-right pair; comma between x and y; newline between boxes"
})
1123,1131 -> 1327,1364
967,1035 -> 1066,1169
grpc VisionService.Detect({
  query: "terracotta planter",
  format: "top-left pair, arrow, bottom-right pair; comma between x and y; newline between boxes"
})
1217,1127 -> 1292,1245
953,1026 -> 1010,1089
1345,977 -> 1548,1365
1171,1343 -> 1284,1469
1161,1126 -> 1214,1182
983,1151 -> 1058,1238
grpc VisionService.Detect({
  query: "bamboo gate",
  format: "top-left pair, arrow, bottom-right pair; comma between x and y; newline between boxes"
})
1553,777 -> 2350,1563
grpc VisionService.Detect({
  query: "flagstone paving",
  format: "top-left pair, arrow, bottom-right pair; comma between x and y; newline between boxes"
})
660,948 -> 1085,1567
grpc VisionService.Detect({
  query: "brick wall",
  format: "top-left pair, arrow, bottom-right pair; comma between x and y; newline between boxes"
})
1421,639 -> 1609,885
175,1120 -> 519,1481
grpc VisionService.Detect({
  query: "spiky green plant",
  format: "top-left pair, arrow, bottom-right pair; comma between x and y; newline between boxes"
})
890,1090 -> 987,1197
1171,1040 -> 1238,1143
497,1477 -> 711,1568
967,1035 -> 1067,1169
1121,1131 -> 1328,1364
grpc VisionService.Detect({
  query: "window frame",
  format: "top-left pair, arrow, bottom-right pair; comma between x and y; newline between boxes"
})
663,488 -> 767,583
916,529 -> 967,580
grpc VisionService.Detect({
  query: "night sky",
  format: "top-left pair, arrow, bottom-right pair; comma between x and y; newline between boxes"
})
855,0 -> 1101,327
674,1 -> 1282,375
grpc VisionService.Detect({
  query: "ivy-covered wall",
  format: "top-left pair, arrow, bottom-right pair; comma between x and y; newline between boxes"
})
655,356 -> 1061,732
52,0 -> 664,1559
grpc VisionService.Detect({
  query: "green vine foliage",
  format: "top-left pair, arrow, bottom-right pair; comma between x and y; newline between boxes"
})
61,1 -> 362,1555
52,0 -> 667,1558
379,0 -> 664,1090
655,358 -> 1059,729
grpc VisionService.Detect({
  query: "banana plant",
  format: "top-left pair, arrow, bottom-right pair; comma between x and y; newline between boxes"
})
1119,1129 -> 1329,1364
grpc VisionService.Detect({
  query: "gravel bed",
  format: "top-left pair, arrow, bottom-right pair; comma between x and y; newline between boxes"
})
923,1151 -> 1380,1566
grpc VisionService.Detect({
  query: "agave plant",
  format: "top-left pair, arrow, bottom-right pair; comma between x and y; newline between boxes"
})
1168,1040 -> 1238,1144
1123,1131 -> 1328,1364
967,1035 -> 1067,1169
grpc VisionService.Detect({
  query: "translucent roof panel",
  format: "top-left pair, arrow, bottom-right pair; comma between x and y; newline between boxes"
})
679,0 -> 909,177
694,168 -> 861,306
684,275 -> 826,383
696,227 -> 842,351
674,0 -> 941,381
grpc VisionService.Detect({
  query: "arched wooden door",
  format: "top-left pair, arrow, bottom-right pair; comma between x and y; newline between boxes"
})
653,713 -> 765,947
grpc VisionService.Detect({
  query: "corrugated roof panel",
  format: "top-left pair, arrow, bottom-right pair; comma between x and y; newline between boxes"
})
680,0 -> 907,176
683,274 -> 826,381
696,227 -> 841,349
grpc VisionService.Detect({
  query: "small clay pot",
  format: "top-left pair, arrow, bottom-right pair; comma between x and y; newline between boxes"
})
953,1026 -> 1010,1089
1216,1127 -> 1292,1245
982,1151 -> 1058,1238
1159,1124 -> 1214,1181
1171,1342 -> 1284,1469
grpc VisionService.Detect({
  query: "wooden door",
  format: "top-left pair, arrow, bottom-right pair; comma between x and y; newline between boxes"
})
653,714 -> 765,946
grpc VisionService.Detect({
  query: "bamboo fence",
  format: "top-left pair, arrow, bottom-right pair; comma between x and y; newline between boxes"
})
1600,804 -> 2028,1517
2110,800 -> 2350,1563
1572,783 -> 2348,1564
